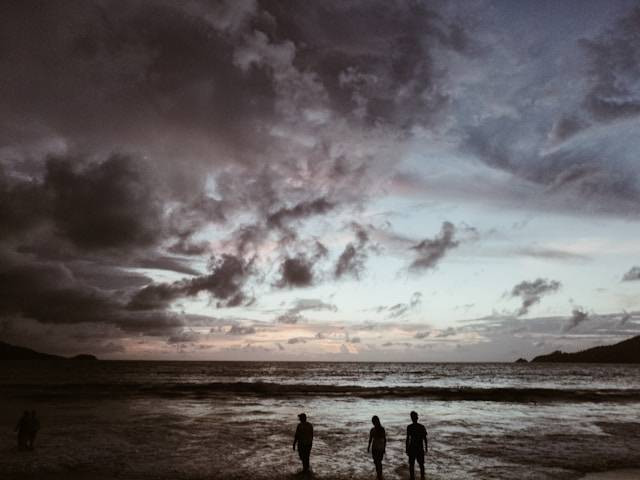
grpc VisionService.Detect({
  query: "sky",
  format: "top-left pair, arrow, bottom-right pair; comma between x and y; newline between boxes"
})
1,0 -> 640,361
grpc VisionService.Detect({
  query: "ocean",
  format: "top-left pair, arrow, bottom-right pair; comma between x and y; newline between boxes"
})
1,361 -> 639,479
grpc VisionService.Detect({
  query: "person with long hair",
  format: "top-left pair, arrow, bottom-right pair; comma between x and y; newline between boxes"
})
367,415 -> 386,479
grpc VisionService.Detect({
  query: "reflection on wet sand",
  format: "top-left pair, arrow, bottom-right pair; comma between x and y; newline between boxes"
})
2,362 -> 640,479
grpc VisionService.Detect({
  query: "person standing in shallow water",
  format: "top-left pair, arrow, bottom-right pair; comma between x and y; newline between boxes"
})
293,413 -> 313,473
14,411 -> 29,450
27,410 -> 40,450
406,411 -> 428,480
367,415 -> 386,480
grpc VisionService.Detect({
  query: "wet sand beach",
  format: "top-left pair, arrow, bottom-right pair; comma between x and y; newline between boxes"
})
2,361 -> 640,479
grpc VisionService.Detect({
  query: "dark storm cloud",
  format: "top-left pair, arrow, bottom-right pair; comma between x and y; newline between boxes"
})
0,252 -> 186,334
275,242 -> 328,288
45,154 -> 163,250
128,254 -> 252,310
510,278 -> 561,316
622,266 -> 640,282
266,197 -> 334,230
259,0 -> 469,128
0,1 -> 274,156
0,164 -> 48,240
0,259 -> 116,325
409,222 -> 458,272
287,337 -> 306,344
564,307 -> 590,331
133,256 -> 200,276
68,262 -> 152,290
581,7 -> 640,121
276,257 -> 314,288
335,223 -> 370,279
167,195 -> 227,256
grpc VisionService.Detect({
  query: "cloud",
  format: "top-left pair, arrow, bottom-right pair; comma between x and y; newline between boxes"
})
167,329 -> 201,344
275,297 -> 337,324
267,197 -> 334,230
510,278 -> 561,316
128,254 -> 252,310
622,266 -> 640,282
379,292 -> 423,319
513,246 -> 589,262
619,311 -> 632,326
335,223 -> 370,279
275,242 -> 328,289
436,327 -> 458,338
581,7 -> 640,121
0,164 -> 49,240
289,298 -> 337,314
287,337 -> 306,344
564,307 -> 590,331
2,1 -> 639,361
45,155 -> 164,250
276,312 -> 304,324
0,252 -> 187,337
227,325 -> 257,335
276,257 -> 314,288
409,222 -> 458,272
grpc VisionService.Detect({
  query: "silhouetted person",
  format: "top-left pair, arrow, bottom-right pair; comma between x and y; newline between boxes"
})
14,411 -> 30,450
367,415 -> 386,480
406,411 -> 428,480
27,410 -> 40,450
293,413 -> 313,474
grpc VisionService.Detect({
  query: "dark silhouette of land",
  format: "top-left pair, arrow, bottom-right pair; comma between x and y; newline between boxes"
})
532,335 -> 640,363
0,341 -> 97,361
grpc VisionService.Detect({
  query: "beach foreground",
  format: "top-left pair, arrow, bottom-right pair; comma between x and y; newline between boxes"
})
2,361 -> 640,479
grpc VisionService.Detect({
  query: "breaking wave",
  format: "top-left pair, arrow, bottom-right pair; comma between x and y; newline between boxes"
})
3,381 -> 640,402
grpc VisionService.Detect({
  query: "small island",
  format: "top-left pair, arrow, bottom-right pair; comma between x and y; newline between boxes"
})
0,342 -> 98,362
70,354 -> 99,361
531,335 -> 640,363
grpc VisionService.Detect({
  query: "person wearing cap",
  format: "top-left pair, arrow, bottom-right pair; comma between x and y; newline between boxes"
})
406,411 -> 428,479
293,413 -> 314,473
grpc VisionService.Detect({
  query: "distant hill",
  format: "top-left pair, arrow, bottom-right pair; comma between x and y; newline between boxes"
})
70,354 -> 98,361
0,342 -> 97,361
532,335 -> 640,363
